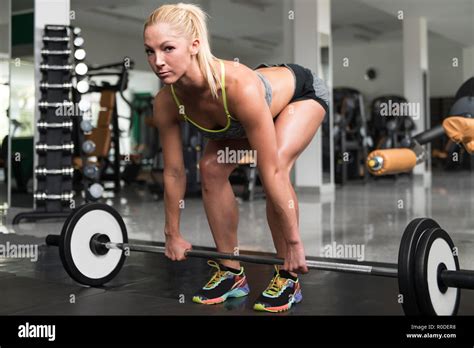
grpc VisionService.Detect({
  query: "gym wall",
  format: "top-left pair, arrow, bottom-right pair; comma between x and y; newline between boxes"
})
333,34 -> 464,104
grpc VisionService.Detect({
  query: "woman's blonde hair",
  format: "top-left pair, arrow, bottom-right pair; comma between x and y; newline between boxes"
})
144,3 -> 221,99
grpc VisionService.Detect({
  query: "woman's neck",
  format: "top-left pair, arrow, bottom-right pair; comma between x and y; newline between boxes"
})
174,58 -> 219,96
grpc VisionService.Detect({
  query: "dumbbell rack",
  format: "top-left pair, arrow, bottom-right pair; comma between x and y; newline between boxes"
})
13,25 -> 84,224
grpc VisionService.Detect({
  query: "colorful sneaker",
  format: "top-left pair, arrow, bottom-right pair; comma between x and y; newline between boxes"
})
253,266 -> 302,312
192,260 -> 250,305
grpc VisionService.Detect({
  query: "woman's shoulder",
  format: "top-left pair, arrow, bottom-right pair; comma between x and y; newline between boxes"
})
153,85 -> 180,124
154,85 -> 177,107
220,59 -> 262,97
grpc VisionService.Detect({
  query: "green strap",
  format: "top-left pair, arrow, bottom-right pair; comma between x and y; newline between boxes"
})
169,59 -> 236,133
219,59 -> 234,119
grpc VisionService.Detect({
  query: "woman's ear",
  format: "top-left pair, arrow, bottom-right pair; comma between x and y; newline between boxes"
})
190,38 -> 200,55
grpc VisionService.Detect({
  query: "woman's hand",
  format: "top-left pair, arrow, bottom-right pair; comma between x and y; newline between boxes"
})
284,241 -> 309,274
165,234 -> 192,261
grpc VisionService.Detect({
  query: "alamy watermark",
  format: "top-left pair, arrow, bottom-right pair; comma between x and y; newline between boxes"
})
18,322 -> 55,341
321,242 -> 365,262
217,147 -> 257,167
379,100 -> 420,120
0,242 -> 38,262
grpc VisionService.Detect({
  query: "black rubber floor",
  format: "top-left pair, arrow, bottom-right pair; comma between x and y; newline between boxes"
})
1,234 -> 474,316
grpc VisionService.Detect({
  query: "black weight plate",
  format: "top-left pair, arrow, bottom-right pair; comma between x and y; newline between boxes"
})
398,218 -> 440,315
414,227 -> 460,315
59,203 -> 128,287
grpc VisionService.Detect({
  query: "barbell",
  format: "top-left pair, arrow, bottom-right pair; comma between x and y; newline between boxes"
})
45,203 -> 474,316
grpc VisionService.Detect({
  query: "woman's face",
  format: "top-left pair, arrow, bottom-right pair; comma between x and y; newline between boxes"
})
144,22 -> 197,84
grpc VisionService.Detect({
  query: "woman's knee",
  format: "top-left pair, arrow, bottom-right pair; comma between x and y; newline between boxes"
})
277,148 -> 296,175
199,156 -> 234,189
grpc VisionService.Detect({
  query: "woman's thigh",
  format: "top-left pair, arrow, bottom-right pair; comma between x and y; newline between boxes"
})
273,100 -> 326,171
200,138 -> 252,177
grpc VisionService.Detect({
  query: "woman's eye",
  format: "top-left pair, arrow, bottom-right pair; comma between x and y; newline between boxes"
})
145,49 -> 154,56
165,47 -> 174,52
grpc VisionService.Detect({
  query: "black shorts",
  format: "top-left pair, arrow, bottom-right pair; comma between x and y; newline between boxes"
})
255,63 -> 330,115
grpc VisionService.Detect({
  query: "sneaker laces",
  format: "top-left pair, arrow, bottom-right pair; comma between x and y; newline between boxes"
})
204,260 -> 228,288
263,266 -> 287,296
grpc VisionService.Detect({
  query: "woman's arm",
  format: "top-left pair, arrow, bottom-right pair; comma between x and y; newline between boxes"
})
153,91 -> 187,240
228,76 -> 308,273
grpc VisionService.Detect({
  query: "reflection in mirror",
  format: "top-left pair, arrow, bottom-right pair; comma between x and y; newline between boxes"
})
0,0 -> 11,219
9,0 -> 35,208
319,33 -> 333,185
9,58 -> 35,207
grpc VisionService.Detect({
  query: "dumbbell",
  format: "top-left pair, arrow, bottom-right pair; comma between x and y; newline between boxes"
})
39,83 -> 73,90
86,183 -> 104,201
45,25 -> 69,31
42,36 -> 70,42
82,140 -> 96,155
80,119 -> 93,134
36,142 -> 75,154
35,167 -> 74,177
40,49 -> 72,56
38,101 -> 74,109
83,163 -> 99,180
34,192 -> 74,202
74,49 -> 86,61
40,63 -> 88,75
78,99 -> 91,112
76,80 -> 90,94
73,37 -> 84,47
37,121 -> 73,132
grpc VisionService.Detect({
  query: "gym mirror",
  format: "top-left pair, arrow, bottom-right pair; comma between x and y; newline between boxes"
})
0,0 -> 11,220
9,0 -> 35,208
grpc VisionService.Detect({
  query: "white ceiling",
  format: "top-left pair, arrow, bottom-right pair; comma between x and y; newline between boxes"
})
69,0 -> 474,49
332,0 -> 403,45
357,0 -> 474,46
71,0 -> 282,54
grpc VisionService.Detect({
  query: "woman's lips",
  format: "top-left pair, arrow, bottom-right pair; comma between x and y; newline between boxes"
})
158,71 -> 170,77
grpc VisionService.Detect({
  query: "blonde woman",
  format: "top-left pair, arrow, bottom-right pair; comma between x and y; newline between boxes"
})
144,3 -> 328,312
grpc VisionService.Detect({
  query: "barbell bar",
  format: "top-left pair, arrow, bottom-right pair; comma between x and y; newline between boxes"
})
101,240 -> 398,277
45,203 -> 474,316
93,238 -> 474,290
